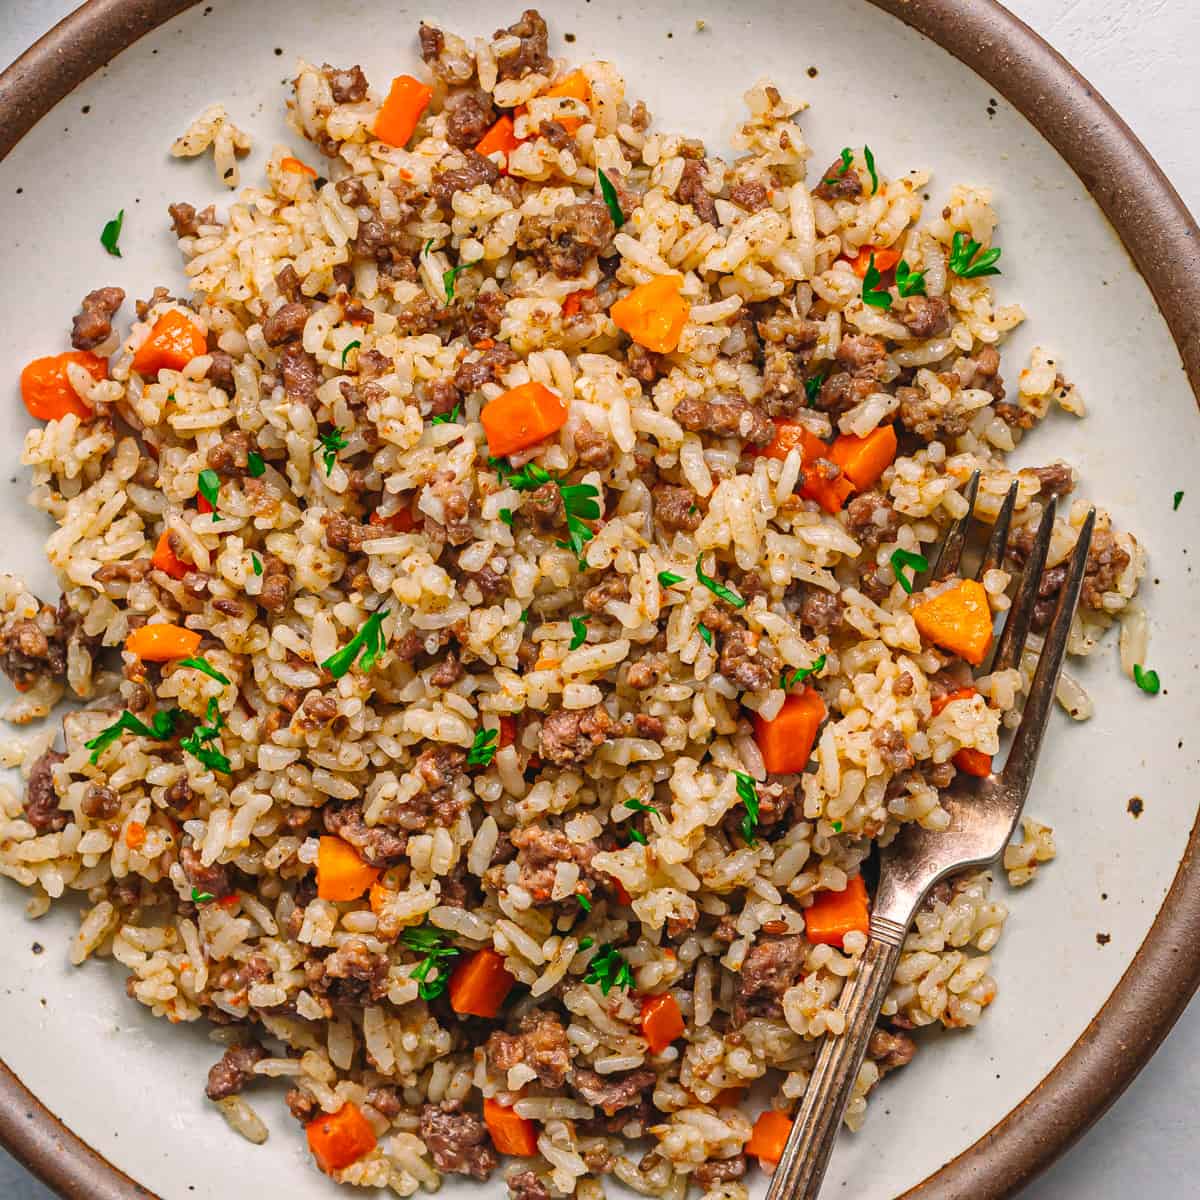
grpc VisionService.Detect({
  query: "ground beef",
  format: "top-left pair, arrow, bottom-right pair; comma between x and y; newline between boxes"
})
813,157 -> 863,201
571,1068 -> 656,1116
206,350 -> 236,394
873,725 -> 915,771
734,935 -> 806,1022
508,1170 -> 551,1200
205,1042 -> 266,1101
167,201 -> 215,237
279,344 -> 321,407
845,491 -> 900,549
70,286 -> 124,351
693,1156 -> 748,1186
181,841 -> 231,898
730,179 -> 770,211
723,778 -> 800,842
539,118 -> 574,150
418,22 -> 446,67
962,344 -> 1006,402
419,1102 -> 497,1179
429,650 -> 464,688
538,704 -> 613,766
633,713 -> 666,741
0,603 -> 69,689
1031,463 -> 1074,498
900,295 -> 951,338
816,367 -> 880,418
897,385 -> 971,442
492,8 -> 551,81
507,825 -> 597,901
285,1086 -> 320,1125
23,750 -> 67,834
364,1086 -> 404,1119
445,92 -> 496,148
652,484 -> 702,534
455,342 -> 519,392
80,783 -> 120,820
625,342 -> 666,385
414,745 -> 467,816
308,938 -> 389,1004
672,393 -> 773,445
677,159 -> 718,225
429,473 -> 473,545
1008,523 -> 1130,621
257,553 -> 291,612
321,512 -> 390,554
431,150 -> 501,208
464,288 -> 507,344
836,333 -> 887,370
867,1027 -> 917,1077
517,200 -> 614,277
717,626 -> 779,693
325,63 -> 369,103
526,481 -> 565,532
335,176 -> 368,207
262,301 -> 310,346
323,801 -> 409,866
393,292 -> 444,337
460,563 -> 509,604
759,347 -> 808,417
206,428 -> 252,477
757,308 -> 821,350
583,574 -> 630,614
487,1010 -> 572,1087
353,214 -> 419,263
573,419 -> 613,468
626,652 -> 669,690
296,693 -> 339,730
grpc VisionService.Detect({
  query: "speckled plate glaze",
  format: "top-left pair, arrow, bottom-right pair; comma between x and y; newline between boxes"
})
0,2 -> 1198,1198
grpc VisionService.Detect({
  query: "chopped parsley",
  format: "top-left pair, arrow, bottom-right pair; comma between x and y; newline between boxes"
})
863,145 -> 878,195
627,828 -> 648,845
100,209 -> 124,257
781,653 -> 826,690
569,616 -> 590,651
246,451 -> 266,478
862,253 -> 892,310
584,943 -> 634,994
623,797 -> 660,817
658,570 -> 683,587
85,708 -> 181,764
1133,664 -> 1160,695
197,468 -> 221,520
340,340 -> 361,367
443,262 -> 469,302
498,508 -> 514,527
578,936 -> 594,950
823,147 -> 853,185
949,231 -> 1002,278
895,260 -> 927,297
696,554 -> 745,608
251,553 -> 263,577
831,821 -> 843,833
178,656 -> 230,686
179,696 -> 231,774
400,926 -> 460,1001
422,237 -> 434,257
321,607 -> 389,678
556,483 -> 602,569
431,403 -> 462,426
467,727 -> 500,767
698,622 -> 713,647
318,427 -> 348,476
890,547 -> 929,594
734,771 -> 760,845
489,458 -> 554,491
597,168 -> 625,229
1174,490 -> 1184,511
576,892 -> 592,913
190,888 -> 215,904
804,371 -> 827,407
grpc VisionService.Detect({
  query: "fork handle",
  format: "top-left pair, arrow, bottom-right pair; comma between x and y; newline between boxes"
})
765,920 -> 907,1200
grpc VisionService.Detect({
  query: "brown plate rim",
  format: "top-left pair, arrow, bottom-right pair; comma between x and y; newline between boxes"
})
0,1 -> 1198,1198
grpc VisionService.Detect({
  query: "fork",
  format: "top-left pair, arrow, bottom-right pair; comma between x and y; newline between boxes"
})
765,471 -> 1097,1200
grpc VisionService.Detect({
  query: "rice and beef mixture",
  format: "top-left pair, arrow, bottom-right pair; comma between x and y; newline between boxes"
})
0,10 -> 1145,1193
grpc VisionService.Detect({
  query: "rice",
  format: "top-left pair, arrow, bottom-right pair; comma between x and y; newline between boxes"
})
0,4 -> 1147,1192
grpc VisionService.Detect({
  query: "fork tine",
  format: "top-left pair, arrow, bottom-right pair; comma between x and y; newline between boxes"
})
976,480 -> 1019,582
1002,508 -> 1096,795
927,470 -> 981,582
991,497 -> 1057,673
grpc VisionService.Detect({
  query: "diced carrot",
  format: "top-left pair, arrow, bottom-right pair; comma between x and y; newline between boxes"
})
746,1109 -> 793,1166
151,530 -> 190,580
306,1102 -> 377,1174
132,310 -> 207,377
804,874 -> 870,947
317,836 -> 381,902
953,747 -> 993,777
710,1087 -> 745,1107
800,468 -> 855,516
498,716 -> 518,748
474,338 -> 496,351
475,114 -> 523,164
20,351 -> 105,421
641,992 -> 685,1054
218,893 -> 240,909
481,380 -> 569,456
540,69 -> 591,133
124,821 -> 147,850
753,421 -> 825,463
611,274 -> 689,354
753,688 -> 827,775
930,686 -> 978,717
280,156 -> 317,177
449,947 -> 516,1017
368,880 -> 395,915
562,288 -> 595,318
483,1097 -> 539,1157
532,656 -> 561,671
829,424 -> 898,491
912,579 -> 993,666
373,75 -> 432,148
849,245 -> 902,278
609,876 -> 632,906
125,624 -> 202,662
369,503 -> 417,533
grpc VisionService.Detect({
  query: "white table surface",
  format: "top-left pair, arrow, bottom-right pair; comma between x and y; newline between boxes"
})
0,0 -> 1196,1196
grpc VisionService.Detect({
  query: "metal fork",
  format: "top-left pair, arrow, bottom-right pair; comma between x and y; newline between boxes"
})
766,472 -> 1097,1200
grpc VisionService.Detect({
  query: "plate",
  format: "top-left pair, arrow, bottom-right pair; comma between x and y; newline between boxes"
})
0,2 -> 1197,1197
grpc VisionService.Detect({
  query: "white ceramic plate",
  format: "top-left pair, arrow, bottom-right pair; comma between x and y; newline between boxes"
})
0,2 -> 1197,1197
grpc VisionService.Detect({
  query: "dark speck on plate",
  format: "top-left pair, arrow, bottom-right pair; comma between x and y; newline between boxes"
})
807,66 -> 818,78
31,942 -> 43,954
81,105 -> 91,114
1127,796 -> 1144,818
1096,932 -> 1111,946
564,32 -> 576,42
1101,892 -> 1108,900
274,47 -> 283,56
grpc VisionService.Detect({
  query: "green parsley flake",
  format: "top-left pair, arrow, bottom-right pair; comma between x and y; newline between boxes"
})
569,616 -> 589,651
623,797 -> 659,817
340,340 -> 361,367
197,469 -> 221,520
85,708 -> 181,764
823,147 -> 854,185
597,168 -> 625,229
734,771 -> 760,846
422,237 -> 434,257
467,727 -> 500,767
430,403 -> 462,426
781,653 -> 826,690
949,231 -> 1003,278
863,145 -> 878,195
190,888 -> 215,904
499,508 -> 514,527
319,427 -> 348,476
578,936 -> 594,951
576,893 -> 592,912
400,926 -> 460,1000
178,656 -> 231,686
658,570 -> 683,587
832,821 -> 843,833
1174,490 -> 1184,511
443,263 -> 470,302
584,943 -> 634,994
805,371 -> 827,407
895,260 -> 927,297
890,547 -> 929,594
1133,664 -> 1160,695
247,451 -> 266,478
322,607 -> 389,679
696,554 -> 745,608
100,209 -> 124,257
628,828 -> 648,845
698,622 -> 713,648
180,696 -> 231,774
251,553 -> 263,577
861,253 -> 892,310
